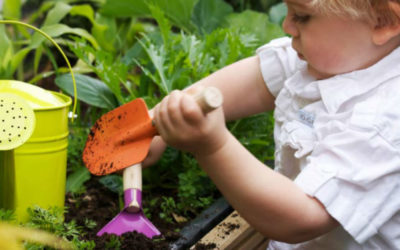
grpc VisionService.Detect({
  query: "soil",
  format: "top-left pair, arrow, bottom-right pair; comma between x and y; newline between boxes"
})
192,243 -> 217,250
64,176 -> 218,249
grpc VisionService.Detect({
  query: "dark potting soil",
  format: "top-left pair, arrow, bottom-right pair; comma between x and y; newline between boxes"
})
64,176 -> 184,249
64,176 -> 232,249
192,243 -> 218,250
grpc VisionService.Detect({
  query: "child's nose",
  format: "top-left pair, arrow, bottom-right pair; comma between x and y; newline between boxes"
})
282,16 -> 299,37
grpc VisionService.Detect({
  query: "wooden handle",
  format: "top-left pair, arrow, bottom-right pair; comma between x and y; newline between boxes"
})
123,163 -> 142,190
123,163 -> 142,212
193,87 -> 223,113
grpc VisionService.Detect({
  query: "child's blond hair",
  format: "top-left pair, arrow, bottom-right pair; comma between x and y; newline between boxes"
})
310,0 -> 400,27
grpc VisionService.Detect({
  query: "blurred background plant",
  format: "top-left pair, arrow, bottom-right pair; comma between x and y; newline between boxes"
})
0,0 -> 286,247
0,207 -> 94,249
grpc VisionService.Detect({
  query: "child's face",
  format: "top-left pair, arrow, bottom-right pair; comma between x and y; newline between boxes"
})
282,0 -> 381,79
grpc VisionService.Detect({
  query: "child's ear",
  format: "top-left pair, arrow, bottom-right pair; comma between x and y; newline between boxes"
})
372,1 -> 400,46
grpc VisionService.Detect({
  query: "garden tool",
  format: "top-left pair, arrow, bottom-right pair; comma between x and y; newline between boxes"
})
0,81 -> 73,221
0,20 -> 78,222
96,162 -> 161,238
82,86 -> 223,176
83,86 -> 223,238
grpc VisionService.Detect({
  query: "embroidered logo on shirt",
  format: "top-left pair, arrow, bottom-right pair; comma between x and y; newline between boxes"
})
298,109 -> 315,127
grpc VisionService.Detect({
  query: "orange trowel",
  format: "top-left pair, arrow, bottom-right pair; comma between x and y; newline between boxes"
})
82,87 -> 223,238
83,86 -> 223,176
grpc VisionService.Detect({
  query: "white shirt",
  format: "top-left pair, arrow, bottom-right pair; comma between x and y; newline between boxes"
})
256,37 -> 400,250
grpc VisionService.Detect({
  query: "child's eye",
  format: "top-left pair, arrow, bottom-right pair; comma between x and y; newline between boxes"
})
292,13 -> 311,23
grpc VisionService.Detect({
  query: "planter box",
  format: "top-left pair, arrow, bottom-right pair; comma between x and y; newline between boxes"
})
169,197 -> 269,249
193,211 -> 269,249
170,197 -> 233,250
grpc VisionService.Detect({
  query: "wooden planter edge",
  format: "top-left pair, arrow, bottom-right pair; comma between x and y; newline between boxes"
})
192,211 -> 269,249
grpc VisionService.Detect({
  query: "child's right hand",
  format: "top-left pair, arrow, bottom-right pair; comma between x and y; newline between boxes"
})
153,89 -> 229,157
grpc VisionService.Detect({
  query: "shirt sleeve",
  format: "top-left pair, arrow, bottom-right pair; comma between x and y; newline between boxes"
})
294,120 -> 400,244
256,36 -> 304,97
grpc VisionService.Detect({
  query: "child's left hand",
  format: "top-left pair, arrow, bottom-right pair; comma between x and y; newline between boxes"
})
153,89 -> 229,156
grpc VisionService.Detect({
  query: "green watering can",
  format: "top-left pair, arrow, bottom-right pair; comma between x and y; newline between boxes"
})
0,20 -> 77,221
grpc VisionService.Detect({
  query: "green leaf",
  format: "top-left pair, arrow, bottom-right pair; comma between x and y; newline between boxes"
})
191,0 -> 233,35
100,0 -> 149,17
66,167 -> 91,194
137,35 -> 171,94
148,4 -> 171,47
43,2 -> 72,26
28,2 -> 72,72
70,4 -> 96,24
30,24 -> 99,49
156,0 -> 198,32
139,56 -> 168,93
27,1 -> 55,24
226,10 -> 285,44
69,4 -> 116,52
55,73 -> 118,109
122,32 -> 162,66
269,2 -> 288,25
0,209 -> 15,222
92,14 -> 117,52
99,175 -> 123,195
3,0 -> 21,19
0,24 -> 13,72
101,0 -> 197,32
10,47 -> 32,75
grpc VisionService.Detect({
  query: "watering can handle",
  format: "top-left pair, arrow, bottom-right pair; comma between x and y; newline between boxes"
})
0,20 -> 78,122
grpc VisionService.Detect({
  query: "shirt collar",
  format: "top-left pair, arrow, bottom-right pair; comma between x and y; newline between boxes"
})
318,46 -> 400,114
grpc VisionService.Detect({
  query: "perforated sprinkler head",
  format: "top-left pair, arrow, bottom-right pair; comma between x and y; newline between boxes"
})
0,93 -> 35,151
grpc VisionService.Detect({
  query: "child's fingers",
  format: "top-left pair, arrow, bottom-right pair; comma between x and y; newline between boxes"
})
142,136 -> 167,168
186,85 -> 205,96
160,95 -> 175,127
166,90 -> 185,128
180,93 -> 204,125
153,101 -> 169,138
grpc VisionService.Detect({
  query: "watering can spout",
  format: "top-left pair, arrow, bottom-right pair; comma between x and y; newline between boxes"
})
0,92 -> 35,151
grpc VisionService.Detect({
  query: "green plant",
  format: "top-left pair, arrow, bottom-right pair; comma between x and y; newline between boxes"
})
25,205 -> 95,249
0,0 -> 100,82
0,208 -> 16,222
0,221 -> 73,250
60,38 -> 133,105
159,197 -> 177,224
229,112 -> 276,163
225,0 -> 282,13
66,166 -> 91,195
98,174 -> 124,209
177,155 -> 216,213
65,126 -> 91,195
104,235 -> 121,249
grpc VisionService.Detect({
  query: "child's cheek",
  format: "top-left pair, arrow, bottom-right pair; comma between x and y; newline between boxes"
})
306,47 -> 346,76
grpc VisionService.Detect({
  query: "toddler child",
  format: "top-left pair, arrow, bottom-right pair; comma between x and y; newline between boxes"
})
145,0 -> 400,249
